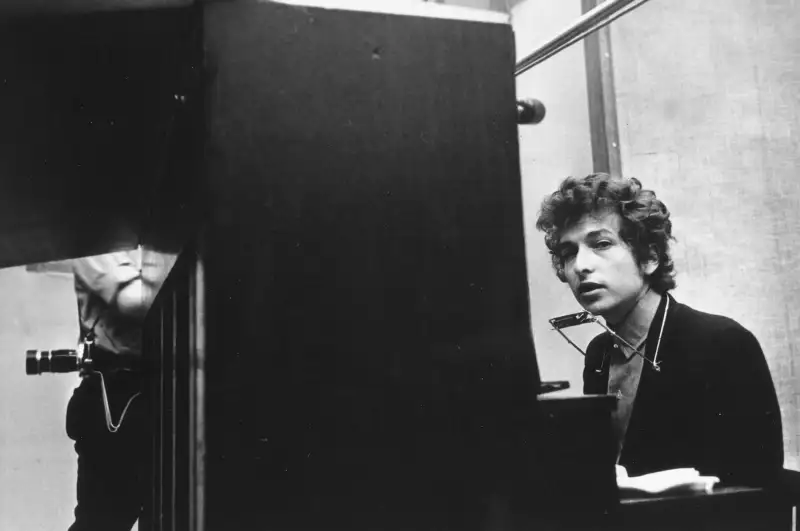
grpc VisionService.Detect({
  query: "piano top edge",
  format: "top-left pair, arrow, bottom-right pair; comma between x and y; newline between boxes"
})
270,0 -> 511,25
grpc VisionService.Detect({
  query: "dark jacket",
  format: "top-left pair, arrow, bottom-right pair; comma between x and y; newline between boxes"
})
583,293 -> 784,486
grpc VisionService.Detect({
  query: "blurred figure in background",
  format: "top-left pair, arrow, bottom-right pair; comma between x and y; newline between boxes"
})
66,247 -> 157,531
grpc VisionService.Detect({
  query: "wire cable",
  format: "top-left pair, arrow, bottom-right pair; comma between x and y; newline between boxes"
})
95,370 -> 141,433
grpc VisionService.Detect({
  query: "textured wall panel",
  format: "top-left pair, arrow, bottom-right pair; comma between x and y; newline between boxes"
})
611,0 -> 800,470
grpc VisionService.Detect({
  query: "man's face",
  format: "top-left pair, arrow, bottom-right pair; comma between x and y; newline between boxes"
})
556,211 -> 656,324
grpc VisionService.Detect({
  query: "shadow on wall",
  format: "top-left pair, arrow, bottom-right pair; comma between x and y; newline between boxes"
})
0,266 -> 81,531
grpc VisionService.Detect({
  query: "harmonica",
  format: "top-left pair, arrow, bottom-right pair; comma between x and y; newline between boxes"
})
548,311 -> 598,330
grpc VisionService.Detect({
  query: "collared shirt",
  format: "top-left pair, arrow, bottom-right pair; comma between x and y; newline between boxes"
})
607,339 -> 646,462
72,249 -> 145,356
603,290 -> 663,462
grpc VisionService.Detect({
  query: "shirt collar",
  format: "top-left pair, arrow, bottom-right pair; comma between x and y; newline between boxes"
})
610,289 -> 663,360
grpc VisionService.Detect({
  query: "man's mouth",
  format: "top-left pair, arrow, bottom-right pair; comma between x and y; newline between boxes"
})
578,282 -> 603,295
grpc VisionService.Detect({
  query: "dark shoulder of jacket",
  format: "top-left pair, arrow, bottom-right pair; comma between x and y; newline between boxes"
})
586,332 -> 612,359
583,332 -> 611,394
671,301 -> 760,364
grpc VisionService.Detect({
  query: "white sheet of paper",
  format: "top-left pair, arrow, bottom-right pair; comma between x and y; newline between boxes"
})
616,465 -> 721,495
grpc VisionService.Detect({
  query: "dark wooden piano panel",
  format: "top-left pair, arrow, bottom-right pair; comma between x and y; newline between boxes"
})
144,246 -> 203,531
537,395 -> 618,522
616,486 -> 793,531
197,3 -> 543,530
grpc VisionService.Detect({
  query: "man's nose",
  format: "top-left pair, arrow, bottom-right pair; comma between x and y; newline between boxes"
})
572,246 -> 594,276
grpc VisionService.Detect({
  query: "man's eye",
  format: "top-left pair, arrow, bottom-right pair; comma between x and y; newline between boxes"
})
594,240 -> 612,250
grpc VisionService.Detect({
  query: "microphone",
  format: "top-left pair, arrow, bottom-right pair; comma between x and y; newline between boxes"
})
516,98 -> 546,125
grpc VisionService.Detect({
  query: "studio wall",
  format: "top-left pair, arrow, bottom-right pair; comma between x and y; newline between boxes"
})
511,0 -> 595,393
610,0 -> 800,470
0,267 -> 80,531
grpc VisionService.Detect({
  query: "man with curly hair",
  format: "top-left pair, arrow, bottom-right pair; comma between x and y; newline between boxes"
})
535,173 -> 783,486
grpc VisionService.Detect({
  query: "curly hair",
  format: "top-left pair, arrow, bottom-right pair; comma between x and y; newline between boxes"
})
535,173 -> 677,293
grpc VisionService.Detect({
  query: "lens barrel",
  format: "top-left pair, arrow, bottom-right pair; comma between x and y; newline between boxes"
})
26,349 -> 80,375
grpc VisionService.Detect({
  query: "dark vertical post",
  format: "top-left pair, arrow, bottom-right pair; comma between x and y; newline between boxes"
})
582,0 -> 622,176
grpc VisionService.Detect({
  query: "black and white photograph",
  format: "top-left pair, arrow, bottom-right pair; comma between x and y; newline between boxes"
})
0,1 -> 798,530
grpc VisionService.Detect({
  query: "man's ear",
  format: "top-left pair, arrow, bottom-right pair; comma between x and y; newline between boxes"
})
642,245 -> 659,276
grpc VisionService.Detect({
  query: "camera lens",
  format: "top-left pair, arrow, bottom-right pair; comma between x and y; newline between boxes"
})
26,349 -> 80,375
